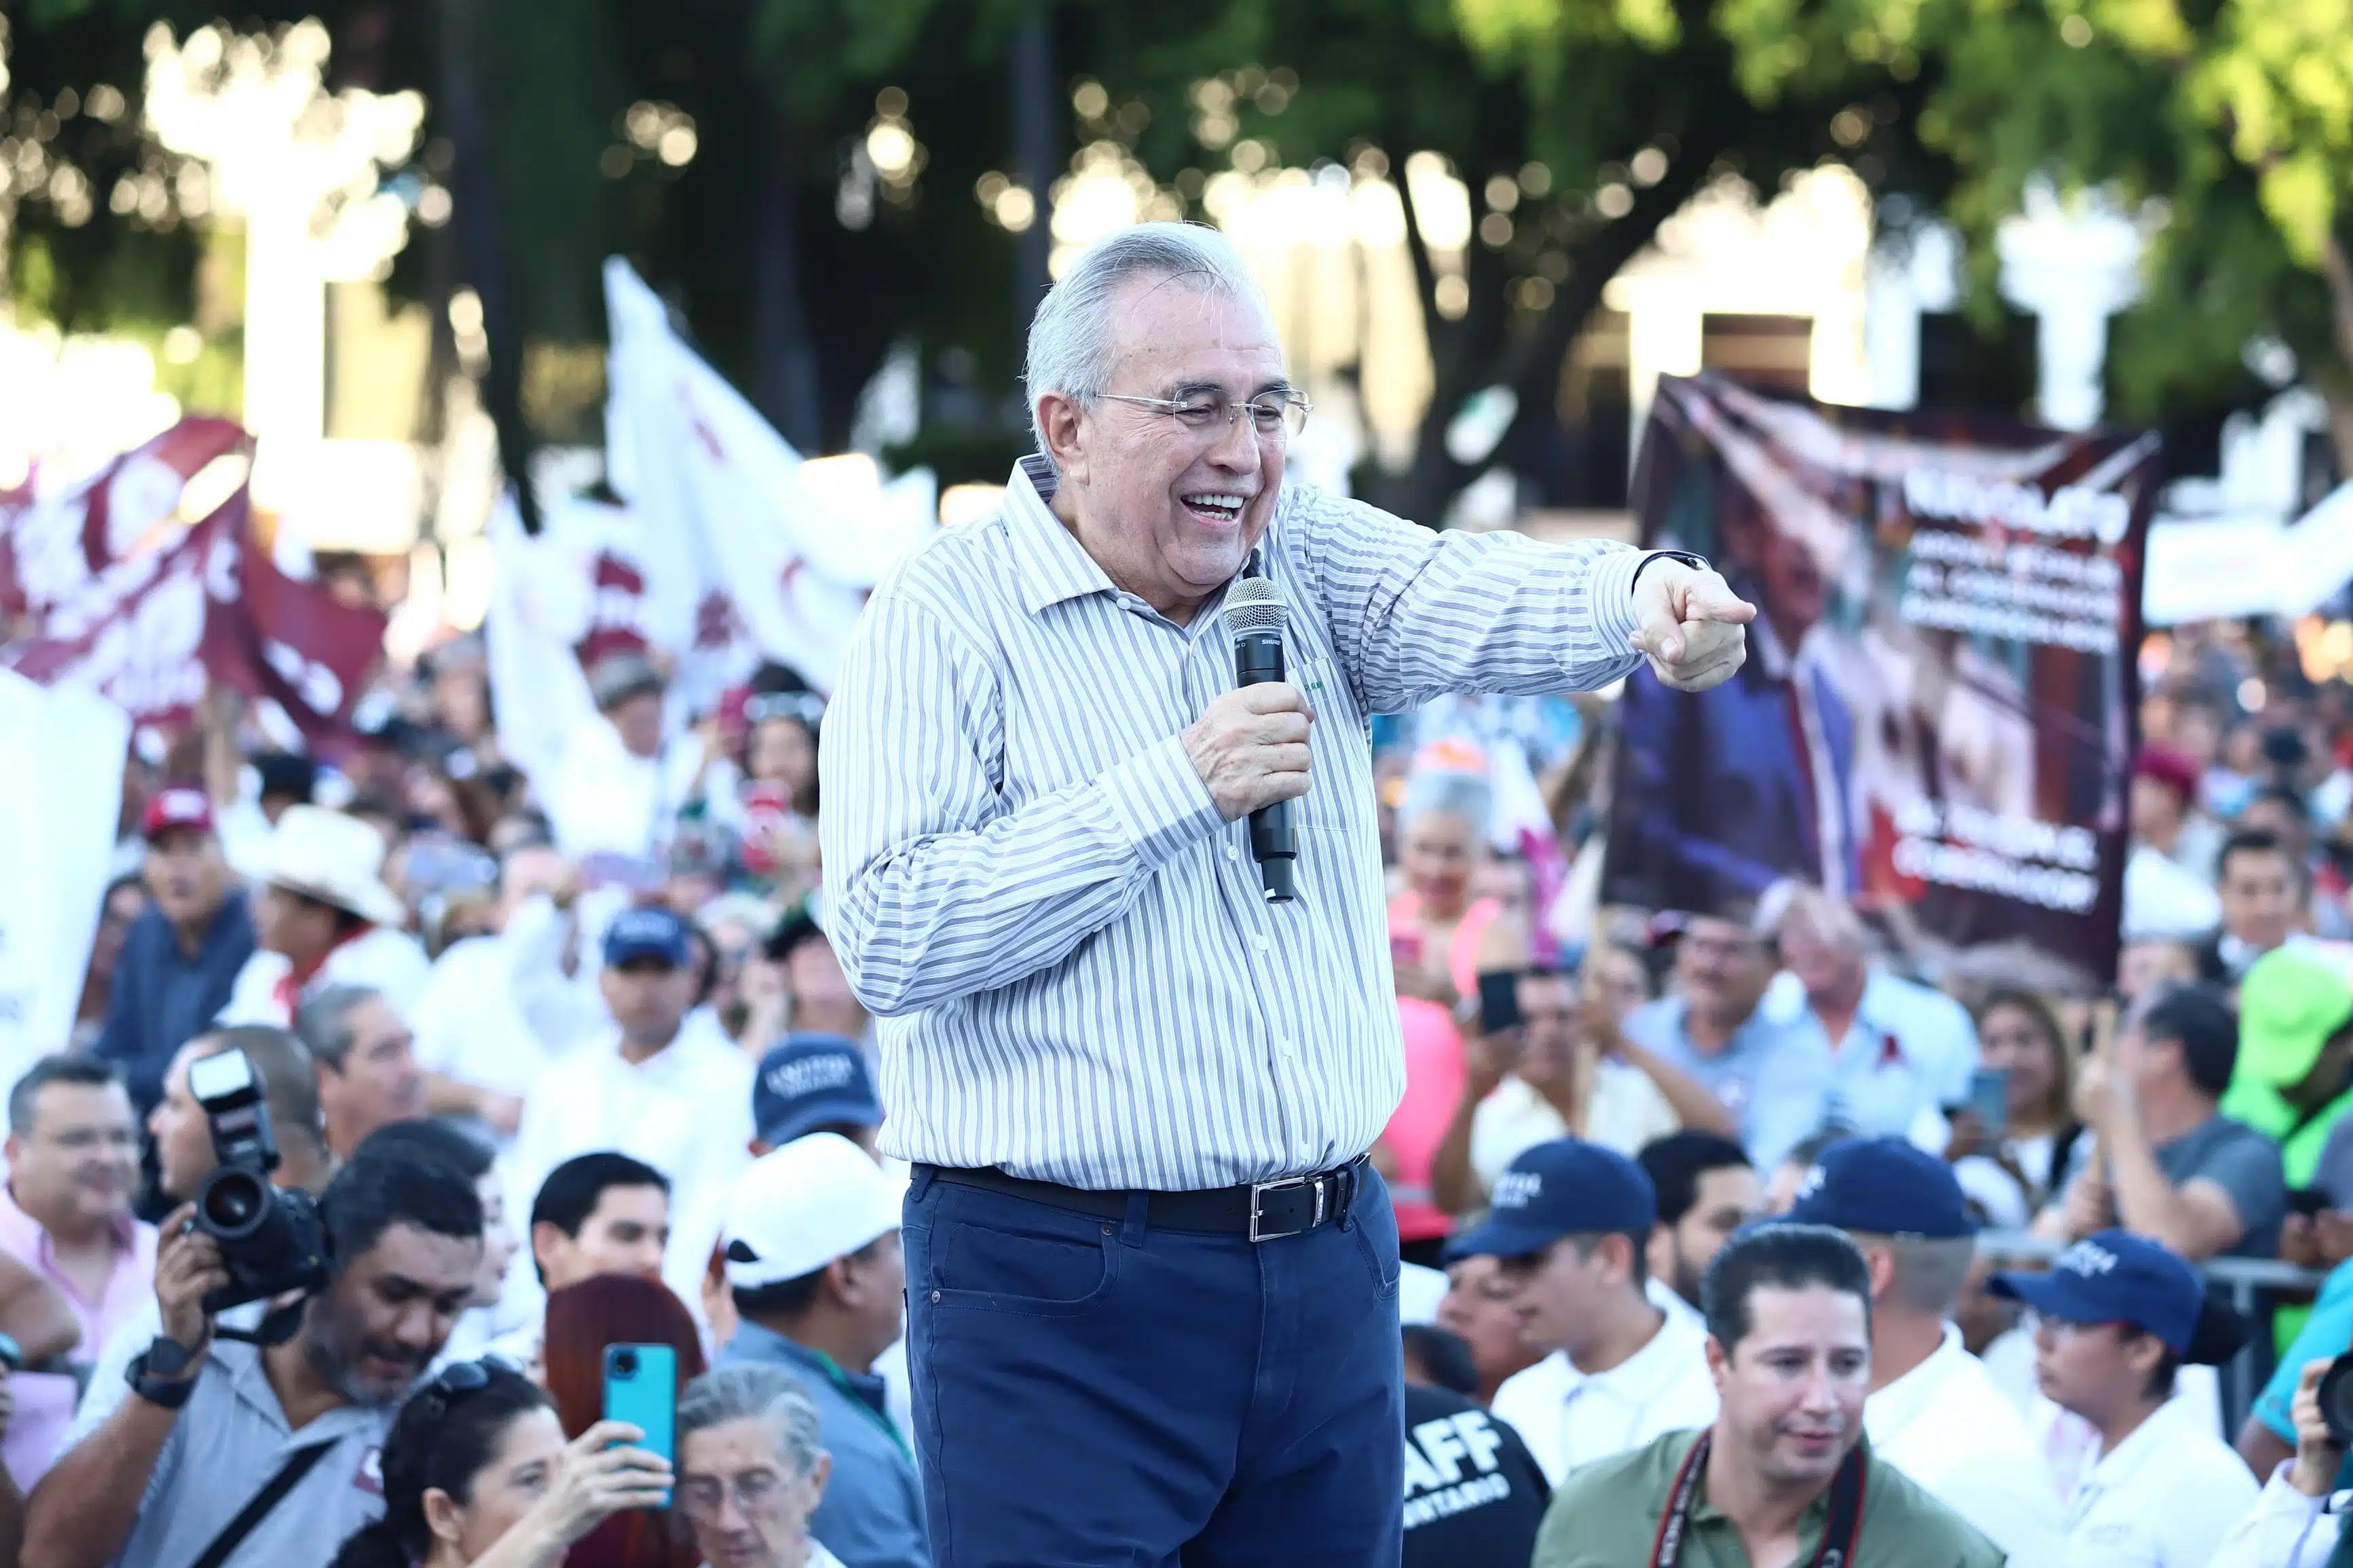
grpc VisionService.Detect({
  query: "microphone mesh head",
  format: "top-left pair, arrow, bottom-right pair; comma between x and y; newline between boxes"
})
1225,575 -> 1286,638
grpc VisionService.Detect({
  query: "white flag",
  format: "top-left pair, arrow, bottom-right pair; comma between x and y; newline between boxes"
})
0,671 -> 129,1089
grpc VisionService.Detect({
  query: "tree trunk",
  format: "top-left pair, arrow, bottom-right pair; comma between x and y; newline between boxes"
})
1007,7 -> 1058,354
2318,231 -> 2353,479
753,115 -> 824,454
437,0 -> 536,530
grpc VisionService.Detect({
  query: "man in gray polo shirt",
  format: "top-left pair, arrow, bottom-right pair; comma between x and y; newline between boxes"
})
20,1146 -> 482,1568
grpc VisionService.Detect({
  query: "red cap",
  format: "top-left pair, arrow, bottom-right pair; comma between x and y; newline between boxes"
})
2134,744 -> 2200,802
141,787 -> 216,841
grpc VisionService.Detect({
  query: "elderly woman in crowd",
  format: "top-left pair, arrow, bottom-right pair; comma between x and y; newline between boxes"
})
1382,751 -> 1527,1263
675,1364 -> 840,1568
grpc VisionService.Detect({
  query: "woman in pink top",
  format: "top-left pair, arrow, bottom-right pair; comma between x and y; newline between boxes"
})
1382,762 -> 1525,1263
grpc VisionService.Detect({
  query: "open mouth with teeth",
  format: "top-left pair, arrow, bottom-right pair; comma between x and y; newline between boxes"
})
1181,491 -> 1249,525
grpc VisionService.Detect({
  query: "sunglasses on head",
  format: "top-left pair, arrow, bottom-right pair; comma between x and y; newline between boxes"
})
746,692 -> 825,728
417,1357 -> 494,1420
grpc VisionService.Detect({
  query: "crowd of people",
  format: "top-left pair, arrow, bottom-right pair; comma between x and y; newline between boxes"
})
0,505 -> 2343,1568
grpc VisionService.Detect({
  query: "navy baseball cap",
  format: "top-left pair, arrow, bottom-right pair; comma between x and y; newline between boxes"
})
1783,1137 -> 1976,1239
1445,1139 -> 1659,1263
1988,1230 -> 2209,1356
754,1034 -> 883,1148
604,905 -> 690,969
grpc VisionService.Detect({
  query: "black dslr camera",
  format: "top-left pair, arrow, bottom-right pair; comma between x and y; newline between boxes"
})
189,1049 -> 330,1315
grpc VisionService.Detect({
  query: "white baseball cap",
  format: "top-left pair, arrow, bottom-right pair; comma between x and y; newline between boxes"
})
722,1133 -> 905,1290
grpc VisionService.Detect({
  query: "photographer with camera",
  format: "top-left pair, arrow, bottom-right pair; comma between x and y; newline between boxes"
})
20,1080 -> 484,1568
2212,1351 -> 2353,1567
58,1026 -> 333,1451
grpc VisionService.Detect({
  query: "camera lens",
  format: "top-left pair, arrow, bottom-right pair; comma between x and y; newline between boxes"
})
197,1169 -> 270,1239
2321,1354 -> 2353,1448
613,1349 -> 639,1377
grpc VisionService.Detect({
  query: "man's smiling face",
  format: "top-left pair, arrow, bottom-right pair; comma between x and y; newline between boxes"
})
1043,274 -> 1291,622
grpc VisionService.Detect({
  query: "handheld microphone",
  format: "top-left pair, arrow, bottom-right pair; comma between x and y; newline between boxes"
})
1225,574 -> 1297,904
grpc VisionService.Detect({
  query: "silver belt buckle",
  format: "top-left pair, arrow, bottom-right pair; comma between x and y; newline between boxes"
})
1248,1174 -> 1321,1243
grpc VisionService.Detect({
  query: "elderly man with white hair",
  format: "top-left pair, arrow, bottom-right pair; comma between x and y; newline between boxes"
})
676,1364 -> 842,1568
1766,886 -> 1980,1143
820,220 -> 1755,1567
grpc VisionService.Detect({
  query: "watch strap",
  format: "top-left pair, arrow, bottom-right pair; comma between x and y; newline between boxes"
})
1631,549 -> 1709,590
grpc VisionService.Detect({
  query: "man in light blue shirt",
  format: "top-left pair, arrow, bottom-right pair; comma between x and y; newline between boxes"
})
1618,911 -> 1834,1168
1767,889 -> 1978,1140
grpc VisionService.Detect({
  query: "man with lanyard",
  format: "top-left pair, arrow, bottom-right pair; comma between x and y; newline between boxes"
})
1783,1137 -> 2064,1565
715,1134 -> 927,1568
1989,1229 -> 2257,1568
1533,1221 -> 2000,1567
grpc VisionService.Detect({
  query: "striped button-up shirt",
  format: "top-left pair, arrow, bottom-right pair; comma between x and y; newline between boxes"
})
821,457 -> 1651,1191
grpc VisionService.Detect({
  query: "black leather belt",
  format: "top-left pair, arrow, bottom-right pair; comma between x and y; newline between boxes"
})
922,1157 -> 1366,1242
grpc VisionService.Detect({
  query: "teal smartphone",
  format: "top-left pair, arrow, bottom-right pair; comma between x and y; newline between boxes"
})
601,1343 -> 677,1508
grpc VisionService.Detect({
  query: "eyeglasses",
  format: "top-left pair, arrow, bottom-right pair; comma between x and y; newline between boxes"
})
1096,390 -> 1312,438
678,1469 -> 789,1520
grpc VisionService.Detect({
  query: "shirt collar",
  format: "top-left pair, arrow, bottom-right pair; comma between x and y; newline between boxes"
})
1563,1310 -> 1703,1407
1688,1431 -> 1874,1524
728,1322 -> 888,1405
1001,457 -> 1117,616
2084,1395 -> 2196,1488
0,1179 -> 138,1258
1864,1323 -> 1964,1444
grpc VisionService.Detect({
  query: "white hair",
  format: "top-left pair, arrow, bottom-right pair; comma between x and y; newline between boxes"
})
1024,221 -> 1269,465
1397,769 -> 1492,839
677,1364 -> 824,1476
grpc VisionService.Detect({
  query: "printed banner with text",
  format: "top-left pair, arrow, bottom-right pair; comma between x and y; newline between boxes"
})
1601,373 -> 2157,990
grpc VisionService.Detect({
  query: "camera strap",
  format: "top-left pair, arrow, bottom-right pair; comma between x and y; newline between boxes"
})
214,1300 -> 308,1349
1647,1432 -> 1868,1568
185,1440 -> 334,1568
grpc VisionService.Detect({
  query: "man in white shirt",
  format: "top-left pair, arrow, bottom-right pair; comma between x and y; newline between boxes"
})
1785,1136 -> 2068,1565
1767,889 -> 1979,1140
413,840 -> 576,1142
1451,1138 -> 1718,1485
1991,1228 -> 2261,1567
217,806 -> 431,1028
545,651 -> 709,863
1635,1131 -> 1760,1318
507,904 -> 753,1307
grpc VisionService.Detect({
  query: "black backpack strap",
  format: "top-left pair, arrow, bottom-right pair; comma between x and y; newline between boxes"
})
185,1440 -> 335,1568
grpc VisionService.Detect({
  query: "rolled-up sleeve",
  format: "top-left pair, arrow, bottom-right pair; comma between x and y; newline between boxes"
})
1284,492 -> 1649,715
821,585 -> 1223,1018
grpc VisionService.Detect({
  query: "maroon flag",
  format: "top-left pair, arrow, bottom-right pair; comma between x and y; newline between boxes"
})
0,418 -> 247,620
1,501 -> 231,728
199,489 -> 388,755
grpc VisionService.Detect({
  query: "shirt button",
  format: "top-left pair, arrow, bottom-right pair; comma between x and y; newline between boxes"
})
1276,1039 -> 1294,1056
1253,933 -> 1270,950
930,1290 -> 942,1303
1227,844 -> 1240,861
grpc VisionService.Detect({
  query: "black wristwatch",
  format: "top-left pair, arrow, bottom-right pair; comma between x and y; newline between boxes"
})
1632,549 -> 1711,589
126,1335 -> 202,1409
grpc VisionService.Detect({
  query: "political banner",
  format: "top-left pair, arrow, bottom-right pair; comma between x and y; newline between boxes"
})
0,670 -> 128,1087
1602,372 -> 2159,990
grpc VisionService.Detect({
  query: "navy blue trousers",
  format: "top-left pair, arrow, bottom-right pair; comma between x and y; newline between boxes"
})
902,1164 -> 1406,1568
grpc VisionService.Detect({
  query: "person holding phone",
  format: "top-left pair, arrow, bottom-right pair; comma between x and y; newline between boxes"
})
540,1275 -> 706,1568
330,1360 -> 673,1568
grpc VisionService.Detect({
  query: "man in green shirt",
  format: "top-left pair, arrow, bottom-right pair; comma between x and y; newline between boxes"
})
1533,1222 -> 2003,1568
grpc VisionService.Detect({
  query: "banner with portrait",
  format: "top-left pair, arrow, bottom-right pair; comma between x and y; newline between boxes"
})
1601,373 -> 2159,991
